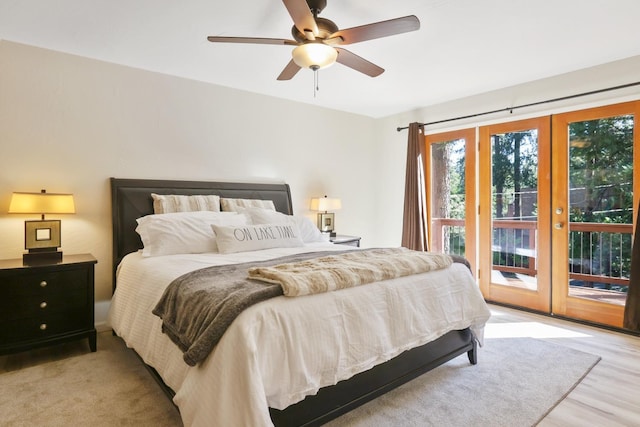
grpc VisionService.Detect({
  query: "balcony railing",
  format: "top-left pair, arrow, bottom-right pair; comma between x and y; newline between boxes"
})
431,218 -> 632,291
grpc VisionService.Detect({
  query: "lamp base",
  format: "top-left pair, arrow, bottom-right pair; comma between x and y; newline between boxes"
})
317,212 -> 335,234
23,250 -> 63,265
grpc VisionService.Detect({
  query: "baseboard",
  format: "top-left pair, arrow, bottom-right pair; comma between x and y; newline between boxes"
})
95,322 -> 112,333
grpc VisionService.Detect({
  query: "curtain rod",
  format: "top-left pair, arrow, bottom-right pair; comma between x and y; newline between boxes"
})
396,81 -> 640,132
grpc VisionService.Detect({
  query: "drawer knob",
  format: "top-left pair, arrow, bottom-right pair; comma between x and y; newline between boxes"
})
39,323 -> 47,330
40,280 -> 48,288
40,301 -> 47,309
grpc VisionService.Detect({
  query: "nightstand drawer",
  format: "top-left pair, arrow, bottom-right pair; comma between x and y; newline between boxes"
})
0,269 -> 87,298
0,310 -> 89,341
0,289 -> 88,321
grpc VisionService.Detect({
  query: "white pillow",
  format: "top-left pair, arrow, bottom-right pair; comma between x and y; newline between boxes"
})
136,211 -> 248,257
152,193 -> 221,214
220,197 -> 276,212
241,207 -> 324,243
212,223 -> 304,254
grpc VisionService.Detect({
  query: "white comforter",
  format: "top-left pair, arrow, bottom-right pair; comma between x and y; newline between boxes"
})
108,244 -> 491,427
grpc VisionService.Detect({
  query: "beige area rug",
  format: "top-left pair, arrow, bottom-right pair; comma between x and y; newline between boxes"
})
327,337 -> 601,427
0,334 -> 599,427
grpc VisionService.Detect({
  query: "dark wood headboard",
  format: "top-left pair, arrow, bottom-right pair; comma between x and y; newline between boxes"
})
110,177 -> 293,290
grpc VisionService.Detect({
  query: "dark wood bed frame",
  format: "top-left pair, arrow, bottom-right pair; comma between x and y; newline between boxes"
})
110,177 -> 477,427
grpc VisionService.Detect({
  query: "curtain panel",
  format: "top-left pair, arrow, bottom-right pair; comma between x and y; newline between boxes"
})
401,122 -> 429,251
624,201 -> 640,331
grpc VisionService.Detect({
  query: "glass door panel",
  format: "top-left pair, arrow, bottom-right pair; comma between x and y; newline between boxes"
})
491,129 -> 539,291
479,117 -> 551,312
552,102 -> 639,327
568,114 -> 633,304
426,128 -> 476,275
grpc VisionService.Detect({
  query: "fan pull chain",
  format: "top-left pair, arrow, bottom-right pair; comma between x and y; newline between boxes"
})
312,65 -> 320,98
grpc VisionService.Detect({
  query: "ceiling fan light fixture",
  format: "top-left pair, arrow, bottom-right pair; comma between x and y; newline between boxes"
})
292,42 -> 337,69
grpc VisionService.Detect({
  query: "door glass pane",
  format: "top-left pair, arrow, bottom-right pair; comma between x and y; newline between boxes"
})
491,130 -> 538,290
568,114 -> 633,305
430,139 -> 466,256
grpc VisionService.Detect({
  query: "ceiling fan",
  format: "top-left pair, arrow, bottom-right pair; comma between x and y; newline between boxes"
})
207,0 -> 420,81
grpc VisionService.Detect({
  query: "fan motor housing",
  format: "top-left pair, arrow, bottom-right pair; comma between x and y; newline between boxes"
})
291,17 -> 339,42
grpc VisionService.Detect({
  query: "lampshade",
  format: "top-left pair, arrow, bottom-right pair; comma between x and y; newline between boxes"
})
310,196 -> 342,212
292,43 -> 338,70
9,191 -> 75,215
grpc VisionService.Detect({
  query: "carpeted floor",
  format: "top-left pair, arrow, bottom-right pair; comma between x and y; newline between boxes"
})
0,332 -> 182,427
0,332 -> 599,426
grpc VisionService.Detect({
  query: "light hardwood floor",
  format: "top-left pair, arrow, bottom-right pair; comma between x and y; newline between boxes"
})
2,305 -> 639,426
485,304 -> 640,427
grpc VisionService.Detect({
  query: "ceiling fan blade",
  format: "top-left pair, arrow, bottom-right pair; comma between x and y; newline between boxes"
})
207,36 -> 297,46
282,0 -> 319,39
277,59 -> 302,80
335,48 -> 384,77
330,15 -> 420,45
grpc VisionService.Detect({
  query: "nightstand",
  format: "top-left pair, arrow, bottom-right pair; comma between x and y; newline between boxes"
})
0,253 -> 97,355
330,235 -> 361,247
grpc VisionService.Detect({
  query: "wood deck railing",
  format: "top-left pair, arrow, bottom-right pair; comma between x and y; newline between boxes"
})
432,218 -> 633,290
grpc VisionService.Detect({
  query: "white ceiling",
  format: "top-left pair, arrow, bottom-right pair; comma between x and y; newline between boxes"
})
2,0 -> 640,118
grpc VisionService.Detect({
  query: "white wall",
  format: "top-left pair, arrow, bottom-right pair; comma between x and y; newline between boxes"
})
0,40 -> 380,328
375,55 -> 640,250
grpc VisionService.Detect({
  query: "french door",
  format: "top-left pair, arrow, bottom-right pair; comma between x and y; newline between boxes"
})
550,102 -> 639,327
472,102 -> 638,328
478,117 -> 552,312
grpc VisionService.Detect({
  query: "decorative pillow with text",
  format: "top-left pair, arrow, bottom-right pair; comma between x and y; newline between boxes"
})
211,223 -> 304,254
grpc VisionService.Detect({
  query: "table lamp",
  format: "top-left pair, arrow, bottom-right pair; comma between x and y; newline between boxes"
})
310,195 -> 341,237
8,189 -> 75,264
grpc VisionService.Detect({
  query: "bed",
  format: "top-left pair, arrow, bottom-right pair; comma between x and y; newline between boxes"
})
108,177 -> 491,427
